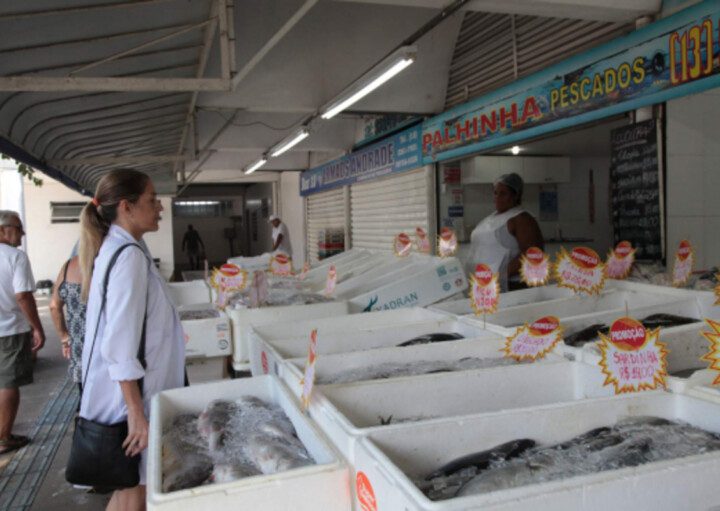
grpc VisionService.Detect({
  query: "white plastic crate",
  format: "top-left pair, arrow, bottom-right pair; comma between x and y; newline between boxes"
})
167,280 -> 212,307
228,300 -> 350,372
178,303 -> 231,359
307,360 -> 609,462
353,391 -> 720,511
147,375 -> 350,511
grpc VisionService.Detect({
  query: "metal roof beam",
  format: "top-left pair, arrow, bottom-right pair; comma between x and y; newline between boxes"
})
0,76 -> 230,92
0,0 -> 181,21
49,155 -> 188,165
58,126 -> 184,159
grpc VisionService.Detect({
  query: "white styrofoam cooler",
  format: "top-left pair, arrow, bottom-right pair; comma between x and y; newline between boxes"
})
429,285 -> 577,317
226,252 -> 272,272
228,300 -> 351,372
178,303 -> 232,359
306,360 -> 611,462
352,391 -> 720,511
167,280 -> 212,307
147,375 -> 351,511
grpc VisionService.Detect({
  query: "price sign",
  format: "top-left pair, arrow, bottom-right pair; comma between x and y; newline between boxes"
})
555,246 -> 606,295
599,317 -> 668,394
504,316 -> 563,361
300,329 -> 318,411
415,227 -> 431,254
519,247 -> 550,287
249,270 -> 269,308
210,263 -> 248,308
701,319 -> 720,385
297,262 -> 310,281
469,263 -> 499,314
324,264 -> 337,296
672,240 -> 694,287
437,227 -> 458,258
269,252 -> 293,275
605,241 -> 636,280
393,233 -> 412,257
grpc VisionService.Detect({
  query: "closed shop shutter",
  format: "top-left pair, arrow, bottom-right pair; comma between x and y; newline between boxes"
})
305,188 -> 347,264
350,167 -> 434,252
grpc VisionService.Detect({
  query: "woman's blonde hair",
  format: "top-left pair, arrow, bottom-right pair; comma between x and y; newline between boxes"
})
79,169 -> 150,301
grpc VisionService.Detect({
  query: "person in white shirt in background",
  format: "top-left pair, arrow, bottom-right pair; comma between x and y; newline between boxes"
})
0,210 -> 45,455
78,170 -> 185,511
269,214 -> 292,258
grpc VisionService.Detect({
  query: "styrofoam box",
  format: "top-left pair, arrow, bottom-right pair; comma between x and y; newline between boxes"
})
333,255 -> 429,298
147,375 -> 351,511
167,280 -> 212,307
307,361 -> 611,462
178,303 -> 231,359
609,278 -> 717,316
353,391 -> 720,511
228,300 -> 351,371
226,252 -> 272,272
429,285 -> 577,317
185,357 -> 225,385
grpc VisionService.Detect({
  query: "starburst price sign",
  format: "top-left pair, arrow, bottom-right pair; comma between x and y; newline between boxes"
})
300,329 -> 318,411
470,263 -> 499,315
606,241 -> 636,279
672,240 -> 694,287
599,317 -> 668,394
555,246 -> 606,295
269,252 -> 293,275
210,263 -> 248,308
437,227 -> 458,258
504,315 -> 563,361
519,247 -> 550,287
324,264 -> 337,296
296,262 -> 310,281
393,232 -> 412,257
701,319 -> 720,385
415,227 -> 431,254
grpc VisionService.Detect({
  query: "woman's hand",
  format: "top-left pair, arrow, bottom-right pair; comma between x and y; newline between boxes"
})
122,404 -> 149,457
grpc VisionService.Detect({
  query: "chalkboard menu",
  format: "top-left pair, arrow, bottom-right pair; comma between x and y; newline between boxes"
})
610,119 -> 662,260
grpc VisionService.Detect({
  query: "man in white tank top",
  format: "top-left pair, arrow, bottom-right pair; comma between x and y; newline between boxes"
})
468,173 -> 544,292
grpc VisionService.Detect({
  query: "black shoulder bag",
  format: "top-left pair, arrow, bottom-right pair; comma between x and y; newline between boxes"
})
66,243 -> 149,489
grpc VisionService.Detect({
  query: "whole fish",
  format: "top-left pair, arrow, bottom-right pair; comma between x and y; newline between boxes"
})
397,332 -> 464,347
425,439 -> 536,480
641,313 -> 698,330
563,324 -> 608,347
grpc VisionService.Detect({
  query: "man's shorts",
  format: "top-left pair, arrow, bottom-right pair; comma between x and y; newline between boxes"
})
0,332 -> 33,388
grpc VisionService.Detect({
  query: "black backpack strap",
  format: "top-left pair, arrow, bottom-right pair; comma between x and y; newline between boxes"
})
61,259 -> 71,285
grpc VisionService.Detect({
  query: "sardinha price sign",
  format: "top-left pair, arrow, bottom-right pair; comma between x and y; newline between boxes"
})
672,240 -> 694,287
605,241 -> 636,280
504,315 -> 563,362
393,232 -> 413,257
470,263 -> 499,315
599,317 -> 668,394
324,264 -> 337,296
300,329 -> 318,411
701,319 -> 720,385
269,252 -> 293,275
519,247 -> 550,287
415,227 -> 431,254
211,263 -> 248,308
437,227 -> 458,258
555,246 -> 606,295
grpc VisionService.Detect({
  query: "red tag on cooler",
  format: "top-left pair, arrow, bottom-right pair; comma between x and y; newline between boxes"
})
300,329 -> 318,411
210,263 -> 248,308
393,232 -> 412,257
504,315 -> 563,361
701,319 -> 720,385
437,227 -> 458,258
555,246 -> 606,295
470,263 -> 499,314
324,264 -> 337,296
415,227 -> 431,254
599,317 -> 668,394
672,240 -> 694,287
605,241 -> 636,280
269,252 -> 292,275
519,247 -> 550,287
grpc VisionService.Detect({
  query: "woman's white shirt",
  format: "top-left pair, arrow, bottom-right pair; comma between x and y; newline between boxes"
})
79,224 -> 185,424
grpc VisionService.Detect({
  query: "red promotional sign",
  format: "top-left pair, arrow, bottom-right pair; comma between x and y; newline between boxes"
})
504,315 -> 563,361
606,241 -> 636,280
555,246 -> 606,294
470,263 -> 499,314
519,247 -> 550,286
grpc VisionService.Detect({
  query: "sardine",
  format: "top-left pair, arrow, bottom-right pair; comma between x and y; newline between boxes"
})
641,313 -> 698,329
563,324 -> 609,347
397,332 -> 464,347
425,439 -> 536,480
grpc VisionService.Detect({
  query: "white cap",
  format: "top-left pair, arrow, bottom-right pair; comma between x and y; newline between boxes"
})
269,214 -> 279,222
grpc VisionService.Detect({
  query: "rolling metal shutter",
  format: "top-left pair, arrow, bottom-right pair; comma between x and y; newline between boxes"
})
305,187 -> 348,264
350,167 -> 435,252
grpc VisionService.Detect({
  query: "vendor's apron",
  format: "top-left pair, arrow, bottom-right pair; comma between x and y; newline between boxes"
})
468,206 -> 526,292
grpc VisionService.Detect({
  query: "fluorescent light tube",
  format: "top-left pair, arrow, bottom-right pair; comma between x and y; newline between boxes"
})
270,129 -> 310,157
244,158 -> 267,175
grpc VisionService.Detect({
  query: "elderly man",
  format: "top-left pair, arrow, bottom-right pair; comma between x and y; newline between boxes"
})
269,214 -> 292,258
0,211 -> 44,454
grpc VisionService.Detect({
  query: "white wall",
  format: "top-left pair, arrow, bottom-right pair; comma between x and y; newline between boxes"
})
245,183 -> 274,256
144,197 -> 174,279
279,172 -> 305,267
666,88 -> 720,269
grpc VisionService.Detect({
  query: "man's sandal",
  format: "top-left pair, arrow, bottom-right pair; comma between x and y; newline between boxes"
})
0,434 -> 30,455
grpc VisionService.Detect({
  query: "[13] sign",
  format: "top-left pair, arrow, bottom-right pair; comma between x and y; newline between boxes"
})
324,265 -> 337,296
297,262 -> 310,281
599,316 -> 668,394
393,233 -> 412,257
211,263 -> 248,308
555,246 -> 606,295
300,329 -> 318,411
270,252 -> 293,275
504,315 -> 563,361
701,319 -> 720,385
672,239 -> 694,287
470,263 -> 499,315
437,227 -> 458,258
415,227 -> 431,254
605,241 -> 636,279
519,247 -> 550,287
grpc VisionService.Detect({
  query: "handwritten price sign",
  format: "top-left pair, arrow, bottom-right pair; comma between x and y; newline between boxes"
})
599,317 -> 668,394
415,227 -> 431,254
504,316 -> 563,361
470,263 -> 499,314
210,263 -> 248,308
393,233 -> 412,257
324,265 -> 337,296
605,241 -> 636,280
672,239 -> 694,287
555,246 -> 606,295
269,252 -> 293,275
519,247 -> 550,287
437,227 -> 458,258
701,319 -> 720,385
300,329 -> 318,411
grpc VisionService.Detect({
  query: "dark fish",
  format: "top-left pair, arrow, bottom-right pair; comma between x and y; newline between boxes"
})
563,324 -> 609,347
641,313 -> 698,330
669,367 -> 705,378
425,439 -> 536,480
397,332 -> 464,347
